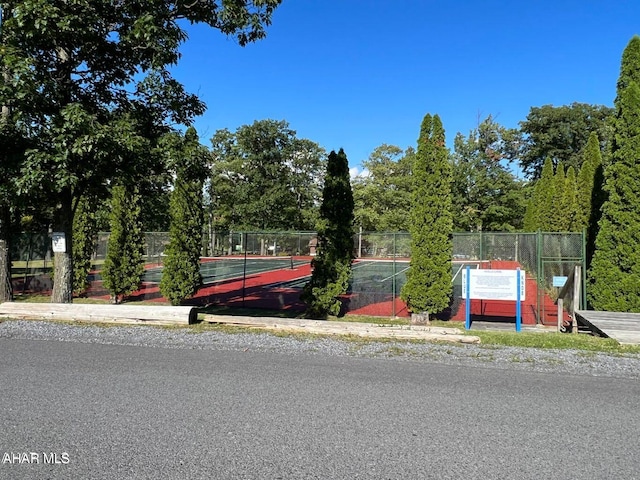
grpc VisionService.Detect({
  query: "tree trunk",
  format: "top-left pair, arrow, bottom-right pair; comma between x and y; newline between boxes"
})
51,189 -> 74,303
0,205 -> 12,302
0,61 -> 13,302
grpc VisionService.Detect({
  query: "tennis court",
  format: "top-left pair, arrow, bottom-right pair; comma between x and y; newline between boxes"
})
142,255 -> 309,285
346,258 -> 489,317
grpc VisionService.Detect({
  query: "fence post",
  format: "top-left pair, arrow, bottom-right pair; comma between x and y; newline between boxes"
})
392,232 -> 396,318
242,233 -> 248,308
536,231 -> 542,325
581,229 -> 587,310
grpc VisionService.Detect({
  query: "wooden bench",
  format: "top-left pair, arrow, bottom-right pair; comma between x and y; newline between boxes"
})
0,302 -> 197,326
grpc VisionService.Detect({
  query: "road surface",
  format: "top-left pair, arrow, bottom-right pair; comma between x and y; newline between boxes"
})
1,336 -> 639,479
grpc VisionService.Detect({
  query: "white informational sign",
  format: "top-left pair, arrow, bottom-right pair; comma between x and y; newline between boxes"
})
462,269 -> 525,301
52,232 -> 66,253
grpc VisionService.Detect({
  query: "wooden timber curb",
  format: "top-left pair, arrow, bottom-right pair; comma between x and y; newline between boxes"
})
0,302 -> 196,326
203,314 -> 481,344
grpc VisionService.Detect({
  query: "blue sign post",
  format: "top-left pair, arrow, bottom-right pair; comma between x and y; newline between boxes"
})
465,266 -> 471,330
516,268 -> 521,332
462,267 -> 525,332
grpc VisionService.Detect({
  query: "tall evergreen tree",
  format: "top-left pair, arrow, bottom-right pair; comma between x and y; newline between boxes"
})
102,184 -> 145,304
576,132 -> 602,231
562,166 -> 579,231
522,196 -> 538,232
301,149 -> 354,318
589,36 -> 640,311
400,114 -> 452,322
576,132 -> 604,267
160,128 -> 208,306
549,162 -> 566,231
72,195 -> 99,296
523,157 -> 555,231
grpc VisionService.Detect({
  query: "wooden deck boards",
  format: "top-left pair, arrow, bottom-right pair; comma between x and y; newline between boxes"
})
575,310 -> 640,345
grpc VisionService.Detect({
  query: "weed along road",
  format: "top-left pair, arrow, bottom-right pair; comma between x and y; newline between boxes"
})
1,332 -> 640,479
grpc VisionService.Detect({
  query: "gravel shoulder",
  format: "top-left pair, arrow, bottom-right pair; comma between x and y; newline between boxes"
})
2,318 -> 640,379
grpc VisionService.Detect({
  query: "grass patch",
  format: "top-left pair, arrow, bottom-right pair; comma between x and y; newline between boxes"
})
461,330 -> 640,355
335,315 -> 640,355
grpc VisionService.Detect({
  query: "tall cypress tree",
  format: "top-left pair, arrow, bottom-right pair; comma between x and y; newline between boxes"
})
72,195 -> 99,296
562,166 -> 579,231
522,196 -> 538,232
589,36 -> 640,311
523,157 -> 555,231
400,114 -> 452,322
537,158 -> 556,231
301,148 -> 354,317
102,184 -> 145,304
577,132 -> 604,267
549,162 -> 566,231
576,132 -> 602,231
160,128 -> 208,306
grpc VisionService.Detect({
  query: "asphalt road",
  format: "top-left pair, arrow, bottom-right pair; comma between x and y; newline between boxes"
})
1,337 -> 639,479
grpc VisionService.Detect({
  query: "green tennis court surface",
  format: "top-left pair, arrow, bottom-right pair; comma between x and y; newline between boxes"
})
275,259 -> 489,293
143,256 -> 310,285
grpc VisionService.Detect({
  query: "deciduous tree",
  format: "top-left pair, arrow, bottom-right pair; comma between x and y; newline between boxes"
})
209,119 -> 325,231
0,0 -> 281,302
352,144 -> 414,231
517,103 -> 613,179
451,116 -> 526,232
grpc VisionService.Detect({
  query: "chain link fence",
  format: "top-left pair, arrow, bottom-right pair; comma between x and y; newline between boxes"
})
8,230 -> 585,326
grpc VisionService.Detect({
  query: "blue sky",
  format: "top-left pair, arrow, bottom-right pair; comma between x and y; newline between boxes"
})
172,0 -> 639,176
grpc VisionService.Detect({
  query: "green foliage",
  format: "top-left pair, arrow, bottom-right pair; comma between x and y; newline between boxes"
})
450,116 -> 526,232
302,149 -> 355,318
576,132 -> 602,232
589,36 -> 640,311
102,184 -> 145,303
517,103 -> 613,179
160,128 -> 207,306
352,145 -> 414,231
209,120 -> 325,231
72,196 -> 99,295
562,166 -> 579,231
523,157 -> 555,231
400,114 -> 452,314
303,261 -> 351,318
0,1 -> 281,301
548,162 -> 566,231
